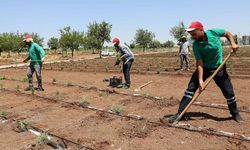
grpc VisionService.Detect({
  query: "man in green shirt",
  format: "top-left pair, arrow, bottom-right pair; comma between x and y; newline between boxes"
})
23,34 -> 45,91
162,21 -> 242,123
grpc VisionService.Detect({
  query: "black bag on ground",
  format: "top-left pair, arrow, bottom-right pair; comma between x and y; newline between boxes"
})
109,76 -> 122,87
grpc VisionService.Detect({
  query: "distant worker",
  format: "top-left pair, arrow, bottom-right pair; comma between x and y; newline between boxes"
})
113,37 -> 134,89
179,36 -> 190,70
23,34 -> 45,92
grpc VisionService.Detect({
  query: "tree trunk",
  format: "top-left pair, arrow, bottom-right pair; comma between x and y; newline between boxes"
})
71,49 -> 74,58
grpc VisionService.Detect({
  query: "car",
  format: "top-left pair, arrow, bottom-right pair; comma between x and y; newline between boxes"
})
101,50 -> 115,56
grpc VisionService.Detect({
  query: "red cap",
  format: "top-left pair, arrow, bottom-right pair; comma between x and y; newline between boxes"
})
112,38 -> 120,45
23,34 -> 33,42
185,21 -> 204,32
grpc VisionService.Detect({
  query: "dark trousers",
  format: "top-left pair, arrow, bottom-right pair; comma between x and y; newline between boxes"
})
123,59 -> 134,85
178,65 -> 239,116
27,64 -> 43,89
180,54 -> 189,69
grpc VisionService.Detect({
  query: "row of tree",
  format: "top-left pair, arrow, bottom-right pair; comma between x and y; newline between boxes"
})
0,21 -> 179,57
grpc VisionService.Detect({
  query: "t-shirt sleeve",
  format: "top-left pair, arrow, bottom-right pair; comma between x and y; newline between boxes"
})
35,44 -> 45,58
193,43 -> 201,60
211,29 -> 225,37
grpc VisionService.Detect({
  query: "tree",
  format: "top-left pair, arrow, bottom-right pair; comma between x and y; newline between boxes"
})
149,40 -> 161,49
162,40 -> 175,48
134,29 -> 155,52
59,26 -> 84,57
47,37 -> 59,53
85,21 -> 112,58
0,32 -> 23,56
170,21 -> 188,41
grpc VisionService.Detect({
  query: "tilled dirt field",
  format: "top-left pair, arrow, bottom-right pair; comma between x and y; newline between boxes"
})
1,66 -> 250,150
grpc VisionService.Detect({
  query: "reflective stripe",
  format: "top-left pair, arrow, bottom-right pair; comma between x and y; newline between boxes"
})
227,96 -> 236,102
184,94 -> 193,99
227,100 -> 236,104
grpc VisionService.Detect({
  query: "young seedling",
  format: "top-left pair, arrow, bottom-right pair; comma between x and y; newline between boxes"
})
79,98 -> 90,108
15,85 -> 20,92
156,64 -> 161,74
22,77 -> 28,82
143,91 -> 150,97
0,76 -> 7,80
37,132 -> 52,145
111,104 -> 124,114
66,82 -> 73,87
0,111 -> 8,119
31,87 -> 35,95
52,78 -> 56,84
99,91 -> 109,97
19,120 -> 29,132
0,84 -> 4,90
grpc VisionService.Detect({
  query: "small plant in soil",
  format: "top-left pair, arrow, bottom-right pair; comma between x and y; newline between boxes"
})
66,82 -> 73,87
19,120 -> 29,132
52,78 -> 56,84
22,76 -> 28,82
156,64 -> 161,74
0,76 -> 7,80
99,91 -> 109,97
37,132 -> 52,145
0,84 -> 4,89
111,104 -> 123,114
79,98 -> 90,108
0,111 -> 8,119
15,85 -> 20,92
31,87 -> 35,95
143,91 -> 150,97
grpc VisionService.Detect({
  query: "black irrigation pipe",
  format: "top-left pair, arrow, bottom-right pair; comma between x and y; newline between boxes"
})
1,88 -> 250,143
0,117 -> 94,150
3,78 -> 250,114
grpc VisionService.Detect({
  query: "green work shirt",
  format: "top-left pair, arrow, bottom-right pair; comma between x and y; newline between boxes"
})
27,42 -> 45,65
193,29 -> 225,68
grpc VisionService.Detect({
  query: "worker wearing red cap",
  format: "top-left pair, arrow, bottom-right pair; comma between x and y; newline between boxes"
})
23,34 -> 45,92
113,38 -> 134,89
162,21 -> 242,123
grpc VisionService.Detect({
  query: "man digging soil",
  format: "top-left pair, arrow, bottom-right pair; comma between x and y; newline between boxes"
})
23,34 -> 45,92
161,21 -> 243,123
113,38 -> 134,89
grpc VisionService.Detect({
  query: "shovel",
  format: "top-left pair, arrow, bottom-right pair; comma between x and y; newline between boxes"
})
134,81 -> 153,92
173,51 -> 233,124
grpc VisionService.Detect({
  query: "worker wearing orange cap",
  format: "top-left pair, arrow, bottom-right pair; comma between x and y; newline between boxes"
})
113,38 -> 134,89
162,21 -> 242,123
23,34 -> 45,92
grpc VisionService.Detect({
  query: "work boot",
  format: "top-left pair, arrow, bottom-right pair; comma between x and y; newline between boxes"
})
37,88 -> 44,92
122,84 -> 130,89
232,113 -> 243,123
161,113 -> 189,124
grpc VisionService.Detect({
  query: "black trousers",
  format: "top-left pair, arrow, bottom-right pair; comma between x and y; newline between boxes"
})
178,65 -> 239,116
123,59 -> 134,85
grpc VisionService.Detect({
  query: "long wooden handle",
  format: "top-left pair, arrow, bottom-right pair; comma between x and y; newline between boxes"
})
173,52 -> 233,124
138,81 -> 153,89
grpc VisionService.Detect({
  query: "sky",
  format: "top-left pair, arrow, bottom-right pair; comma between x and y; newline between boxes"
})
0,0 -> 250,46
